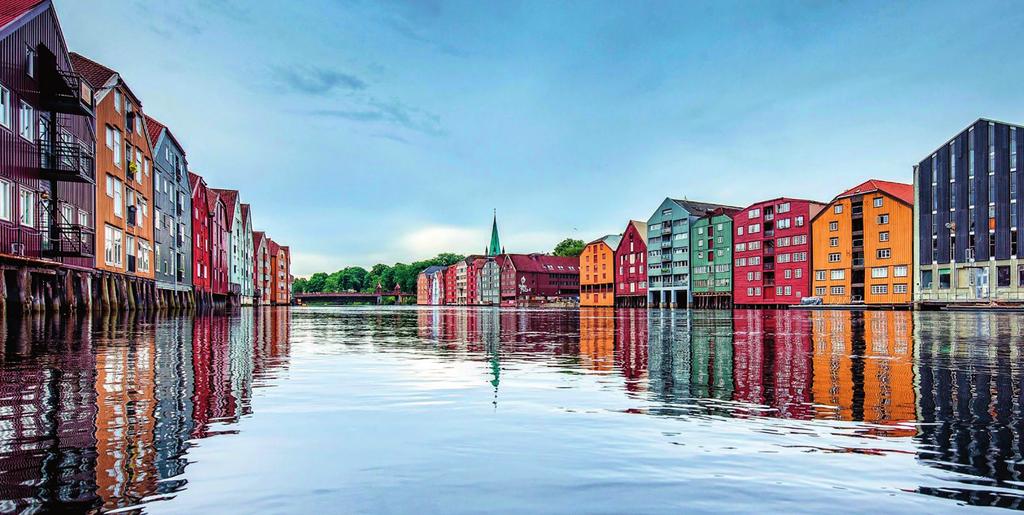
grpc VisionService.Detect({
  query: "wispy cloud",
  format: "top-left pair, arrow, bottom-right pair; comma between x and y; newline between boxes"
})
271,65 -> 367,95
311,97 -> 444,136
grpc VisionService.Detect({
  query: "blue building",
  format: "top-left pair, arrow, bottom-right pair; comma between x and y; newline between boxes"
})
145,116 -> 192,305
914,118 -> 1024,306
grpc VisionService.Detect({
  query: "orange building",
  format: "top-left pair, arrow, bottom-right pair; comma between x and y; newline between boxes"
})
580,234 -> 621,307
71,53 -> 156,303
268,237 -> 292,305
811,180 -> 914,306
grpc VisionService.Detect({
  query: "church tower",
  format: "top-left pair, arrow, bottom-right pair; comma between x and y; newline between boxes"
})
487,210 -> 501,256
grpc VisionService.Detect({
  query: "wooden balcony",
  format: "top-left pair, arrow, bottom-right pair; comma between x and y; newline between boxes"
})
41,224 -> 94,258
39,140 -> 94,184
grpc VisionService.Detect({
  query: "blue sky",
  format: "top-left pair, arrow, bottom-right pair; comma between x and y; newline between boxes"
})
56,0 -> 1024,276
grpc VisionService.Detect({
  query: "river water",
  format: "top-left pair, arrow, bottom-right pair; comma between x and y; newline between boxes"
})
0,307 -> 1022,513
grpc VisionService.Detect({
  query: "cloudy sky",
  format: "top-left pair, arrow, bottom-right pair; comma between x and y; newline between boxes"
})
56,0 -> 1024,276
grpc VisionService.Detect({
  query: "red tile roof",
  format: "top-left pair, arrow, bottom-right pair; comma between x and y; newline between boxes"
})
253,231 -> 266,250
267,238 -> 280,254
206,188 -> 220,216
69,52 -> 116,89
241,203 -> 251,228
836,179 -> 914,206
0,0 -> 44,32
211,188 -> 238,228
506,253 -> 579,273
144,115 -> 164,151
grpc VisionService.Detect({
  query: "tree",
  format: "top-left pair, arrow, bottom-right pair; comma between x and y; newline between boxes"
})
305,272 -> 329,293
553,238 -> 585,257
292,277 -> 309,293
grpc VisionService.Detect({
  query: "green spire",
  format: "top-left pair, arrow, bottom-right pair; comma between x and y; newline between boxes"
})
487,209 -> 501,256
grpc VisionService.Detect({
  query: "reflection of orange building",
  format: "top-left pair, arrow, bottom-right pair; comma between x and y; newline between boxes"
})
580,235 -> 620,307
579,308 -> 614,371
810,311 -> 915,433
94,313 -> 158,510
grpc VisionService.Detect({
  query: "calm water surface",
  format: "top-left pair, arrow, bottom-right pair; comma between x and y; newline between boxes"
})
1,307 -> 1023,513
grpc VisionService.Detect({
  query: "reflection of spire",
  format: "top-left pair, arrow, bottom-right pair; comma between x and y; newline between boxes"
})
484,310 -> 501,408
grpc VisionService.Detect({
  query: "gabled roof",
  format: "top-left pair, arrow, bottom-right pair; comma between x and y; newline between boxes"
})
588,234 -> 622,251
0,0 -> 44,32
671,199 -> 743,217
422,265 -> 446,276
253,231 -> 266,250
835,179 -> 914,206
505,253 -> 579,274
69,52 -> 117,90
144,115 -> 187,157
206,188 -> 221,216
241,203 -> 251,229
625,220 -> 647,244
211,188 -> 239,228
267,238 -> 279,254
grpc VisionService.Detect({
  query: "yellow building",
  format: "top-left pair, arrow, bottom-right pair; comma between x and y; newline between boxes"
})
580,234 -> 621,307
811,180 -> 914,306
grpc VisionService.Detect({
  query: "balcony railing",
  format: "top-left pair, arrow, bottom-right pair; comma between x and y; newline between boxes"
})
41,70 -> 94,117
40,224 -> 95,258
661,240 -> 672,248
39,140 -> 94,184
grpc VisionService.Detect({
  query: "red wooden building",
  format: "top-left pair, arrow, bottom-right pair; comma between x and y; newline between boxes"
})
206,187 -> 229,300
733,197 -> 825,307
466,256 -> 485,305
443,264 -> 457,305
499,254 -> 580,307
188,172 -> 211,303
0,0 -> 97,310
614,220 -> 648,307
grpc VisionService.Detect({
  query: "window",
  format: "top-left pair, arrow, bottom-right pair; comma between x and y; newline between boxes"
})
18,101 -> 32,140
19,188 -> 33,226
106,126 -> 122,166
112,178 -> 123,217
778,202 -> 791,213
795,269 -> 802,279
0,179 -> 9,221
777,218 -> 791,229
871,285 -> 888,295
830,269 -> 845,280
921,270 -> 933,289
873,197 -> 883,208
748,208 -> 760,219
894,265 -> 908,277
114,90 -> 122,113
877,214 -> 889,225
830,286 -> 845,295
998,265 -> 1011,288
795,216 -> 804,227
784,286 -> 792,296
0,86 -> 10,129
737,226 -> 744,236
829,237 -> 839,247
871,267 -> 888,278
829,221 -> 838,231
828,253 -> 840,263
138,241 -> 152,272
749,224 -> 760,233
938,269 -> 951,289
815,286 -> 826,296
25,44 -> 35,78
834,204 -> 843,214
105,225 -> 123,266
879,231 -> 889,242
894,284 -> 908,294
735,243 -> 746,252
815,270 -> 826,281
877,248 -> 891,259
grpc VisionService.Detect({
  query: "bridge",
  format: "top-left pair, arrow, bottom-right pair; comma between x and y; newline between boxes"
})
293,284 -> 413,305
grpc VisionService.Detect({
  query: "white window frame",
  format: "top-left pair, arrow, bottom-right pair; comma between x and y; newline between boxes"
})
0,86 -> 10,129
0,179 -> 10,221
18,101 -> 33,141
19,187 -> 33,227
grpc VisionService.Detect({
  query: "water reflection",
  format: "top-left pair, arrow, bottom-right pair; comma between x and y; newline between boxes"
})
4,307 -> 1024,511
0,309 -> 291,513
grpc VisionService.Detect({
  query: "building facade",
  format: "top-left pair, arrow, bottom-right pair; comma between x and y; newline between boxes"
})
479,256 -> 502,305
812,180 -> 914,306
0,0 -> 97,312
145,115 -> 191,304
444,265 -> 457,305
206,188 -> 229,301
188,172 -> 211,304
614,220 -> 647,307
690,208 -> 739,308
430,267 -> 446,304
580,235 -> 620,307
268,239 -> 291,305
212,188 -> 245,304
499,253 -> 579,307
239,203 -> 254,304
253,230 -> 270,305
734,198 -> 824,307
72,53 -> 157,307
915,119 -> 1024,306
646,198 -> 739,308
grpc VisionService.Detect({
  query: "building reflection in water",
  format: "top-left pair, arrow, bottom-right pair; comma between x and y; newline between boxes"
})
0,308 -> 292,513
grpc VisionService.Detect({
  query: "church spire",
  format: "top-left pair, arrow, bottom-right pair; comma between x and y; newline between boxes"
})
487,209 -> 501,256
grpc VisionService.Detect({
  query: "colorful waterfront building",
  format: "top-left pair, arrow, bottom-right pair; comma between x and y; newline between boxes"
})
468,257 -> 486,304
479,255 -> 503,305
499,253 -> 579,307
812,180 -> 914,306
239,203 -> 254,304
72,53 -> 158,307
267,237 -> 291,305
733,197 -> 825,307
205,187 -> 230,302
417,265 -> 446,305
188,172 -> 211,305
444,265 -> 457,305
580,234 -> 621,307
429,266 -> 446,304
416,269 -> 430,305
614,220 -> 648,308
914,119 -> 1024,306
145,115 -> 192,305
646,198 -> 740,308
253,230 -> 271,305
211,188 -> 246,305
0,0 -> 97,310
690,207 -> 740,308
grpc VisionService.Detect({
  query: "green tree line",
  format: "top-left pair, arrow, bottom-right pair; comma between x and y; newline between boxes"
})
292,253 -> 465,295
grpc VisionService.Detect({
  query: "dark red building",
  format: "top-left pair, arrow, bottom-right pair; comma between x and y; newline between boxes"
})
733,197 -> 825,307
206,187 -> 229,299
499,253 -> 580,307
188,172 -> 211,301
614,220 -> 648,307
466,256 -> 485,305
0,0 -> 97,307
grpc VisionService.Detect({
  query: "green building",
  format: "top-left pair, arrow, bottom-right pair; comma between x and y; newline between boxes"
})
690,208 -> 741,308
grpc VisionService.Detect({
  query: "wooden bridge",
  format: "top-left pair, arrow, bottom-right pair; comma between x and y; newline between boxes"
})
293,284 -> 413,305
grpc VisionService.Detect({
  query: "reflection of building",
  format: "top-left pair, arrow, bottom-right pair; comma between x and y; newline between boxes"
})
578,308 -> 614,371
689,311 -> 734,400
732,310 -> 813,418
615,308 -> 648,392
